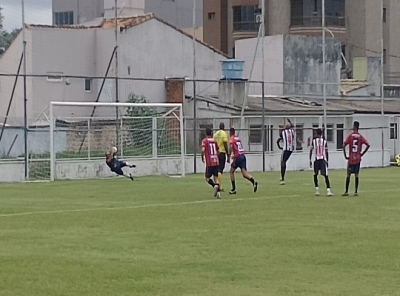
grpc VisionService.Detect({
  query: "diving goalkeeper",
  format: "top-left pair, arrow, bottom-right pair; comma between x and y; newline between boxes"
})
105,147 -> 136,180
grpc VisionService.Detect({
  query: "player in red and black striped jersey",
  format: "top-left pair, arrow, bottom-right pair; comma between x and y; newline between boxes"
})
201,128 -> 221,199
342,121 -> 370,196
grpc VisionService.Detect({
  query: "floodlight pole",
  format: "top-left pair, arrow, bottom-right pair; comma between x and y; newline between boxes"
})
192,0 -> 197,173
22,0 -> 28,180
261,0 -> 266,172
380,0 -> 385,167
115,0 -> 120,150
322,0 -> 327,138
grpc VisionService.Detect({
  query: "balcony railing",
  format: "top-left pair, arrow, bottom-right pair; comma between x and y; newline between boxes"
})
233,21 -> 260,31
290,16 -> 345,27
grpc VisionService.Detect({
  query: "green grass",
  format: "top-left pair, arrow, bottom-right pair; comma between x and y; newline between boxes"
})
1,168 -> 400,296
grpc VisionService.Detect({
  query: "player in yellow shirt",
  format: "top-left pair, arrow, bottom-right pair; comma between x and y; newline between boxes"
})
213,122 -> 230,191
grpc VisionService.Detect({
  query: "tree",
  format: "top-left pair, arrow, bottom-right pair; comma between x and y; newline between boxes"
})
0,7 -> 4,30
125,93 -> 159,154
0,7 -> 21,52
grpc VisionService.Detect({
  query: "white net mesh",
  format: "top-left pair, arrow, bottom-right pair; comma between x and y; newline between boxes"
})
49,102 -> 183,180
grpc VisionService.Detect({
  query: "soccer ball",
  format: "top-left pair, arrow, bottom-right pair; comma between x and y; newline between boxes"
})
111,146 -> 117,154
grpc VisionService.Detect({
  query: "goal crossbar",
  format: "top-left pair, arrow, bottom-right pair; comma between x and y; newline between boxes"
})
49,101 -> 185,181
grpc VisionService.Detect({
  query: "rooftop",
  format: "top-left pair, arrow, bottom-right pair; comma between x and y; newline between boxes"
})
25,14 -> 227,57
191,95 -> 400,115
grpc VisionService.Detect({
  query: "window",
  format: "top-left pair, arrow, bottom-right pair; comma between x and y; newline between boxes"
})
47,72 -> 63,82
312,124 -> 319,137
54,11 -> 74,25
383,8 -> 386,23
290,0 -> 304,26
85,78 -> 92,92
390,123 -> 398,139
296,124 -> 304,151
312,124 -> 333,142
249,125 -> 262,144
383,49 -> 387,64
199,124 -> 213,146
208,12 -> 215,20
291,0 -> 345,27
326,124 -> 334,142
341,45 -> 346,69
336,123 -> 344,150
233,6 -> 259,31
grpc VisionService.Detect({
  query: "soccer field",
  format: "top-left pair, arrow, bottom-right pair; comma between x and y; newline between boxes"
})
1,168 -> 400,296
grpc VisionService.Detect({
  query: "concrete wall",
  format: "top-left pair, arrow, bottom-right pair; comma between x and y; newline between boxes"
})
30,28 -> 98,122
0,32 -> 33,126
282,35 -> 341,96
0,149 -> 390,182
235,35 -> 284,95
0,18 -> 225,123
235,35 -> 341,96
115,19 -> 226,103
385,0 -> 400,85
0,128 -> 67,158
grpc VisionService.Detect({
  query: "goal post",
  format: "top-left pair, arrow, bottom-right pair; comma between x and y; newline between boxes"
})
49,102 -> 185,181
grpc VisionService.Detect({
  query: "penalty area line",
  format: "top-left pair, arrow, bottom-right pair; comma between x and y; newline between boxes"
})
0,194 -> 299,218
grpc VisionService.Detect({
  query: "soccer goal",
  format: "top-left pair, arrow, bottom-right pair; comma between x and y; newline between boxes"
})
49,102 -> 185,181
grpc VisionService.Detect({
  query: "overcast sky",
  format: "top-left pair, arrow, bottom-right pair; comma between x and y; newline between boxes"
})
1,0 -> 52,32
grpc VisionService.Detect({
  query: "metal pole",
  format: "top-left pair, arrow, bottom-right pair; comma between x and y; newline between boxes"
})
262,82 -> 265,172
192,0 -> 197,173
22,0 -> 28,180
380,0 -> 385,167
49,103 -> 54,181
261,0 -> 265,172
115,0 -> 120,151
322,0 -> 327,139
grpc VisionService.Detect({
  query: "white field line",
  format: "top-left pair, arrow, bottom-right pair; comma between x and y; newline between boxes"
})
0,194 -> 299,218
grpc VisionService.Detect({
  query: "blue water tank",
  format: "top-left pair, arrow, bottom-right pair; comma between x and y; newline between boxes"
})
221,59 -> 244,80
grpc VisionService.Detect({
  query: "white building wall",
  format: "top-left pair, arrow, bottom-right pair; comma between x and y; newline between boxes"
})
235,35 -> 284,96
29,28 -> 98,122
115,19 -> 226,103
0,32 -> 33,126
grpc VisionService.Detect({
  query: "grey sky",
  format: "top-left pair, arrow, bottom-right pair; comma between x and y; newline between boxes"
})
1,0 -> 52,32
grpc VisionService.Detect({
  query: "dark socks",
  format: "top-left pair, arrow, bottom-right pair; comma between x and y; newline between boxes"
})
248,177 -> 255,185
207,179 -> 215,187
345,177 -> 350,193
355,177 -> 359,193
281,165 -> 286,181
325,176 -> 331,189
313,175 -> 318,187
231,180 -> 236,191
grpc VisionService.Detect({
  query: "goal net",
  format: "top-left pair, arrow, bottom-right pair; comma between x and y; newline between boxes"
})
49,102 -> 185,181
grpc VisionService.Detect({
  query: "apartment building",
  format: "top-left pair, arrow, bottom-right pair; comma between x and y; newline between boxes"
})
203,0 -> 400,84
52,0 -> 202,30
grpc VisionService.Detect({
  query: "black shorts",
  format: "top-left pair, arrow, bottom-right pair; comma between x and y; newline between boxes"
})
348,163 -> 361,175
282,150 -> 293,162
110,160 -> 127,175
218,153 -> 226,173
314,159 -> 328,176
205,166 -> 219,179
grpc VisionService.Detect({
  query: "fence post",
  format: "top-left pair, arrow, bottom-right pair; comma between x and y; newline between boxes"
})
261,81 -> 265,172
87,119 -> 91,160
152,117 -> 157,158
120,118 -> 123,158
